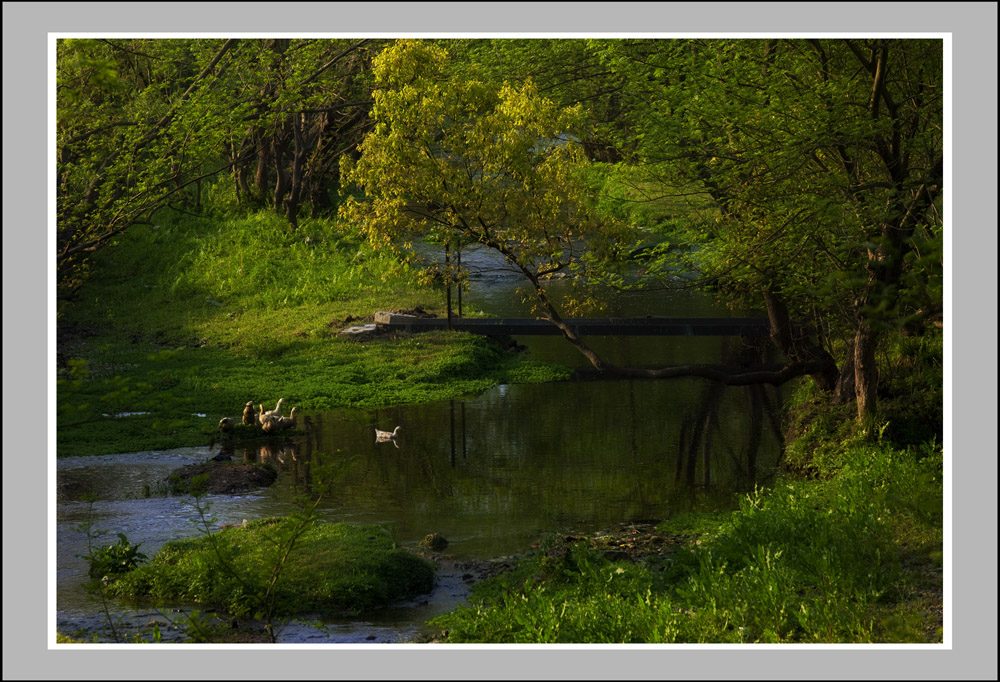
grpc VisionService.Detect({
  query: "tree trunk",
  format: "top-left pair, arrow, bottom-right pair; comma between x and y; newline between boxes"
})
853,321 -> 879,420
272,134 -> 289,216
284,113 -> 307,229
834,348 -> 856,403
762,290 -> 839,392
254,131 -> 270,201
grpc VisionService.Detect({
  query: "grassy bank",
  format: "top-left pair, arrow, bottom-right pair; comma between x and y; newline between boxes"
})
429,438 -> 943,643
56,209 -> 570,457
427,333 -> 944,644
106,518 -> 435,620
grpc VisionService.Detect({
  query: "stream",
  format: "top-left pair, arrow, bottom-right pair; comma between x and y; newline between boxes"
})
56,244 -> 787,643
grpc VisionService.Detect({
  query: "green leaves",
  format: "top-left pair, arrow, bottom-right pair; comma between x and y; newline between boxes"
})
83,532 -> 148,579
340,40 -> 636,318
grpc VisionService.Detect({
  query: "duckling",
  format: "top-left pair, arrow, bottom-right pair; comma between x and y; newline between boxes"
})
242,401 -> 256,426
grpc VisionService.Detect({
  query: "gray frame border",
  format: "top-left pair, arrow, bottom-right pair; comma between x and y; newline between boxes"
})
5,2 -> 996,679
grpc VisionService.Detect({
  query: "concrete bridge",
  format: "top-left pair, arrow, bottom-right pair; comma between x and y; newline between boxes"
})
371,311 -> 770,337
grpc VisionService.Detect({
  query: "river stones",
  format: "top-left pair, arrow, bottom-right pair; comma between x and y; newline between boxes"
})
419,533 -> 449,551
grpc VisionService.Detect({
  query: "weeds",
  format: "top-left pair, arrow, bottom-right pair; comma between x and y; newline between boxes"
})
180,473 -> 326,642
82,533 -> 148,580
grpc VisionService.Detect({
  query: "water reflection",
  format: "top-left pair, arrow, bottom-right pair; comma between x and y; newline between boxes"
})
257,376 -> 783,559
56,378 -> 784,640
59,367 -> 780,578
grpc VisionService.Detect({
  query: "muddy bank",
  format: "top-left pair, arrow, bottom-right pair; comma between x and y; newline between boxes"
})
166,460 -> 278,495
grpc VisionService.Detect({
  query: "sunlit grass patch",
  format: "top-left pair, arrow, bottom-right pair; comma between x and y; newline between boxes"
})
56,210 -> 572,457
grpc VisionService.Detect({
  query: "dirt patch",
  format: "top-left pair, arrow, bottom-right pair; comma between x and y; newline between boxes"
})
166,461 -> 278,495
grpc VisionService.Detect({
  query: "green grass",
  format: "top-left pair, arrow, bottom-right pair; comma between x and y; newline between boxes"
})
782,329 -> 943,477
430,441 -> 943,643
56,631 -> 92,644
57,209 -> 571,456
424,330 -> 944,643
57,332 -> 569,457
106,518 -> 436,618
60,208 -> 440,353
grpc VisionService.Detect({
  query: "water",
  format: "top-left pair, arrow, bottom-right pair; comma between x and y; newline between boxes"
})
57,243 -> 786,642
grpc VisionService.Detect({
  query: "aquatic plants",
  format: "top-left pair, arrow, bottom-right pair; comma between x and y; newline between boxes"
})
82,533 -> 148,580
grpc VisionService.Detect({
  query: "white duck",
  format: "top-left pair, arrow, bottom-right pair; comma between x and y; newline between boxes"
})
277,407 -> 299,431
375,425 -> 402,448
263,398 -> 285,420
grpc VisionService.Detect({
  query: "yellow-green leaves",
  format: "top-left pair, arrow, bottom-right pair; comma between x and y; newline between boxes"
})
340,39 -> 615,302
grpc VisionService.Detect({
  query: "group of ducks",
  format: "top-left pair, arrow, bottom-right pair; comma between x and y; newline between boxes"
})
220,398 -> 402,447
218,399 -> 299,434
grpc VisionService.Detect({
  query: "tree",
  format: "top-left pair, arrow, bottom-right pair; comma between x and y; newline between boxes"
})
222,38 -> 379,225
55,38 -> 381,298
339,39 -> 634,347
56,38 -> 243,297
342,39 -> 929,398
591,38 -> 943,420
444,39 -> 638,164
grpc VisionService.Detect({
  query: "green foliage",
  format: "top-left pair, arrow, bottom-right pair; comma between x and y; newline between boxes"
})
585,39 -> 943,421
83,533 -> 148,579
56,39 -> 240,293
340,39 -> 637,317
781,385 -> 862,477
432,441 -> 942,643
783,325 -> 943,475
107,519 -> 435,618
56,38 -> 383,295
580,162 -> 718,233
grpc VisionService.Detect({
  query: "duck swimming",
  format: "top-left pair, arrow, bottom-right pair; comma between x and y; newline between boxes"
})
375,425 -> 402,448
